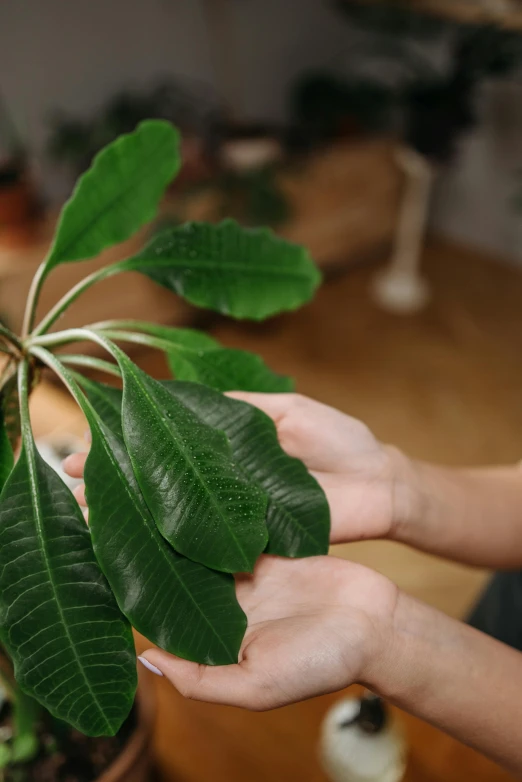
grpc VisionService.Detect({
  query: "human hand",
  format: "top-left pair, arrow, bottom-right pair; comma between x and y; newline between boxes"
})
139,554 -> 397,710
227,392 -> 415,545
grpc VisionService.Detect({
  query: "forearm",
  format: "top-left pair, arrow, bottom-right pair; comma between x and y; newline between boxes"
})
392,451 -> 522,568
368,590 -> 522,774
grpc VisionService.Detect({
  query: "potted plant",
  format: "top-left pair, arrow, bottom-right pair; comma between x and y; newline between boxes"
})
0,119 -> 329,780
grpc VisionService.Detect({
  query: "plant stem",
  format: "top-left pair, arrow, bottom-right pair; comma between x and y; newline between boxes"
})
31,261 -> 129,338
30,326 -> 176,356
0,325 -> 23,355
28,327 -> 118,359
59,354 -> 122,378
21,261 -> 48,338
0,360 -> 16,394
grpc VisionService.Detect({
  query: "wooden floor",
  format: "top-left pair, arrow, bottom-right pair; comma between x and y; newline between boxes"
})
32,238 -> 522,781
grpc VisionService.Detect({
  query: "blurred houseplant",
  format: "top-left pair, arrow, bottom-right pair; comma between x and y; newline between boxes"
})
0,120 -> 328,779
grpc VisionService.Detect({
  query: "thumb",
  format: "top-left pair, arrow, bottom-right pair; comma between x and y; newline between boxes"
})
138,650 -> 267,710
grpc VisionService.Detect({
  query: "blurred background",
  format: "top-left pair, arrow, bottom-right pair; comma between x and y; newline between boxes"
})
2,0 -> 522,780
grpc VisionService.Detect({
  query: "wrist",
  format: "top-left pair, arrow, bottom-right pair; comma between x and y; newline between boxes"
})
383,445 -> 425,543
362,588 -> 429,702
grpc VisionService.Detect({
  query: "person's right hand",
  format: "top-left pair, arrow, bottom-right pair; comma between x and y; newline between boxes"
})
227,392 -> 416,545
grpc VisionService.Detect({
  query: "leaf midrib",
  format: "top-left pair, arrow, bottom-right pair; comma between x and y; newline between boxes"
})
23,441 -> 111,733
127,256 -> 314,282
124,363 -> 254,572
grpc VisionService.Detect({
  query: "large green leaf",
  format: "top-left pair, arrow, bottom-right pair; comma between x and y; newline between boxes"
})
46,120 -> 180,269
47,359 -> 248,665
97,322 -> 293,392
164,382 -> 330,558
0,420 -> 136,736
0,409 -> 14,493
120,219 -> 321,320
115,350 -> 268,573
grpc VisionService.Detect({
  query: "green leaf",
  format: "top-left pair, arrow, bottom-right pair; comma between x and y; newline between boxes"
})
120,219 -> 321,320
0,408 -> 14,493
0,363 -> 136,736
163,382 -> 330,558
167,344 -> 293,393
47,362 -> 247,664
46,120 -> 180,269
84,409 -> 247,664
116,350 -> 268,573
37,355 -> 247,664
97,322 -> 293,392
73,373 -> 124,438
0,446 -> 137,736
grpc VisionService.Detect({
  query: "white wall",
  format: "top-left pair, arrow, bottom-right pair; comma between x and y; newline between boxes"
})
0,0 -> 351,151
431,80 -> 522,263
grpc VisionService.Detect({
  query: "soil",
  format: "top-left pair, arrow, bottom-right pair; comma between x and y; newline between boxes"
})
3,705 -> 136,782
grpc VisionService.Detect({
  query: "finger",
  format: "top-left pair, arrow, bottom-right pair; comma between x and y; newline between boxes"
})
62,452 -> 87,478
138,650 -> 268,710
225,392 -> 297,424
73,483 -> 87,507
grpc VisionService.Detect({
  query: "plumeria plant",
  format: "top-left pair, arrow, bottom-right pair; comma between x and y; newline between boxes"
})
0,121 -> 329,748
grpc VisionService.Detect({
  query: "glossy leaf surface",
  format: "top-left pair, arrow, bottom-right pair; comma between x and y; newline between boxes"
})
46,120 -> 180,268
164,382 -> 331,557
116,351 -> 268,573
76,384 -> 247,665
121,219 -> 321,320
0,441 -> 136,736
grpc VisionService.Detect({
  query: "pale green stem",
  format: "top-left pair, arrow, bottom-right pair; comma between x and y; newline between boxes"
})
21,261 -> 48,338
28,327 -> 119,360
31,261 -> 130,338
59,354 -> 122,378
0,360 -> 16,394
29,327 -> 169,355
0,324 -> 23,354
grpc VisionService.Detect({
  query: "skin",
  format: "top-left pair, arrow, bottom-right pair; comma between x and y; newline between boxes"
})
63,392 -> 522,774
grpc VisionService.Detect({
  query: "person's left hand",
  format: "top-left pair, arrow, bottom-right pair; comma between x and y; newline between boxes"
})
138,554 -> 396,710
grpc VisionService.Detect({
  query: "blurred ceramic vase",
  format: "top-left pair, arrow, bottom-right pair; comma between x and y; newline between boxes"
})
320,695 -> 407,782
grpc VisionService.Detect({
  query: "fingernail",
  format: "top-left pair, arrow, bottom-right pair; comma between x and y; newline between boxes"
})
138,656 -> 163,677
61,456 -> 72,472
84,430 -> 92,443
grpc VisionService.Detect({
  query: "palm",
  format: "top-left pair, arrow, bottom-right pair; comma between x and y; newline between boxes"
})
142,555 -> 397,711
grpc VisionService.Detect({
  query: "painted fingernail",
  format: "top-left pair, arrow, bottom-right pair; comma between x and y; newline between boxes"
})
138,656 -> 163,677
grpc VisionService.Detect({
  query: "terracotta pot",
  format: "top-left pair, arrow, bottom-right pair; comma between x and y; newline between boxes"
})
97,672 -> 156,782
